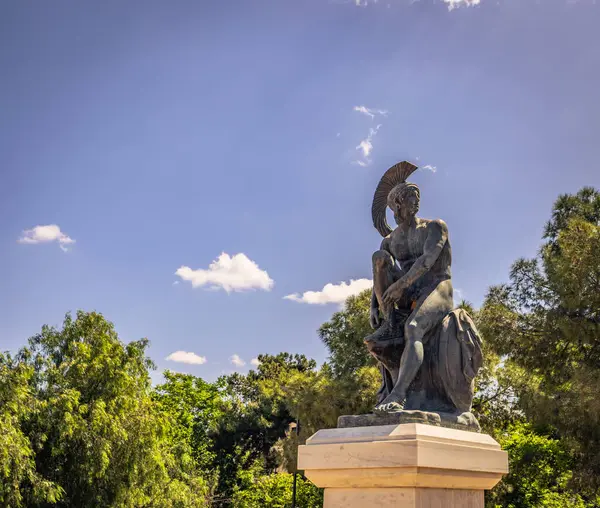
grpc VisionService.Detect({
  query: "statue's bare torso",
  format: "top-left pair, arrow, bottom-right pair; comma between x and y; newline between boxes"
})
383,218 -> 452,300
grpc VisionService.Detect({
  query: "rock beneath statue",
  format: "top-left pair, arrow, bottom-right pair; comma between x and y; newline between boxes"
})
337,410 -> 481,432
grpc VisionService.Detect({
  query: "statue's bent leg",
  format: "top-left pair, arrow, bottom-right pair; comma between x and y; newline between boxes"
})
376,279 -> 453,411
369,251 -> 402,399
372,250 -> 401,317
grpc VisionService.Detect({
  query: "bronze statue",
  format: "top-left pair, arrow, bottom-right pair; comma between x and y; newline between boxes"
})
339,161 -> 484,431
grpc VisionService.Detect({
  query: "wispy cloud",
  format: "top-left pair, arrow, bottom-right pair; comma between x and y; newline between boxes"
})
354,124 -> 382,166
250,358 -> 261,367
350,105 -> 388,166
354,105 -> 388,119
443,0 -> 481,10
18,224 -> 75,252
175,253 -> 274,293
357,139 -> 373,157
285,278 -> 372,306
166,351 -> 207,365
230,354 -> 246,367
422,164 -> 437,173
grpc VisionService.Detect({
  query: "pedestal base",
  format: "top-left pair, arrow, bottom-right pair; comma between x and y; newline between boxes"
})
325,488 -> 483,508
298,423 -> 508,508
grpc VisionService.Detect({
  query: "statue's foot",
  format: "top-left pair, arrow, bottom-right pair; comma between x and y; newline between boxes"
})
374,392 -> 406,413
374,401 -> 404,413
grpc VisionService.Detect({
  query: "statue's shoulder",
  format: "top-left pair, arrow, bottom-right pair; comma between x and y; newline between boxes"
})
420,218 -> 448,233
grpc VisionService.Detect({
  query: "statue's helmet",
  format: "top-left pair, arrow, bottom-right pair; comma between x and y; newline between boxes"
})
371,161 -> 419,237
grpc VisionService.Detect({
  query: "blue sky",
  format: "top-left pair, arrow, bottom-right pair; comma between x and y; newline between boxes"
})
1,0 -> 599,382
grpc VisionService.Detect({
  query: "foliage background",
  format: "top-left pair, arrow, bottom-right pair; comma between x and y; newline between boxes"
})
2,188 -> 599,507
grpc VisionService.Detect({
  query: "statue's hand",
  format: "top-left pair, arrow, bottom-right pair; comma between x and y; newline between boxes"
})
383,282 -> 404,306
369,307 -> 381,329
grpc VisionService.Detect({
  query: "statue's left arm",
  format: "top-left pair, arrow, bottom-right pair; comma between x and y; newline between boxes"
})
383,220 -> 448,305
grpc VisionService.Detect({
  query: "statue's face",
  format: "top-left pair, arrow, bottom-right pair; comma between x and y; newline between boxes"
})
396,188 -> 420,222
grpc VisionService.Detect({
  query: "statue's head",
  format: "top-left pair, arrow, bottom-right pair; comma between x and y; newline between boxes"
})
371,161 -> 420,237
388,182 -> 420,224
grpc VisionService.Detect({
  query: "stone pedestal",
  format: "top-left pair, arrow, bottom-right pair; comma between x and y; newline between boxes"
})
297,423 -> 508,508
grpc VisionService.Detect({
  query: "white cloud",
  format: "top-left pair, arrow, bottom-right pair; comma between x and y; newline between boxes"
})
357,139 -> 373,158
166,351 -> 207,365
353,105 -> 388,119
175,253 -> 274,293
422,164 -> 437,173
284,278 -> 373,305
18,224 -> 75,251
353,160 -> 369,167
230,354 -> 246,367
355,125 -> 381,165
251,358 -> 261,367
443,0 -> 481,10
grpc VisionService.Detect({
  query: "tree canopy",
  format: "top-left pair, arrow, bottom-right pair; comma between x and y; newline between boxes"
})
479,188 -> 600,499
1,311 -> 209,507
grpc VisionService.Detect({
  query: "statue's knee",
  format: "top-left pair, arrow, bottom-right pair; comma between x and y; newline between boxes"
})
404,321 -> 423,343
372,250 -> 392,266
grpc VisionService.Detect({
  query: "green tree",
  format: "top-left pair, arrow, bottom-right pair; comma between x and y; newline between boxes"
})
0,353 -> 63,507
232,471 -> 322,508
318,290 -> 374,376
486,422 -> 590,508
205,352 -> 378,505
209,354 -> 316,506
479,188 -> 600,500
5,311 -> 208,507
153,371 -> 223,481
274,363 -> 380,473
544,187 -> 600,247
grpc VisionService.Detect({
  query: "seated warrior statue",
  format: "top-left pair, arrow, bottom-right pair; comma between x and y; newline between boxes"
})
366,161 -> 455,413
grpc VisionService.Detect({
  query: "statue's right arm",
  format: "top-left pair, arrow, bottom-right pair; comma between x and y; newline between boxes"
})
371,289 -> 378,310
